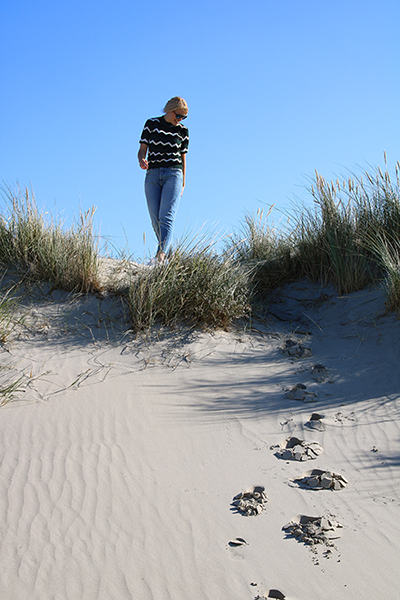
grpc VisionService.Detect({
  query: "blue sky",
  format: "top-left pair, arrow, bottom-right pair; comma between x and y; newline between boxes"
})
1,0 -> 399,259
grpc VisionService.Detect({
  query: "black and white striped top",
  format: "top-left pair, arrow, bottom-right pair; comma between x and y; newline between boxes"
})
139,116 -> 189,170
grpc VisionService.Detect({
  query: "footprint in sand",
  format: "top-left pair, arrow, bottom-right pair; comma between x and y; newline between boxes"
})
310,363 -> 332,382
284,383 -> 318,403
282,514 -> 343,547
273,437 -> 323,461
292,469 -> 348,490
305,412 -> 326,431
281,339 -> 312,359
231,485 -> 268,516
227,537 -> 248,560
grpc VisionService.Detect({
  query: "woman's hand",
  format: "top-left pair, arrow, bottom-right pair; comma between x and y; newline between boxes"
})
138,143 -> 149,169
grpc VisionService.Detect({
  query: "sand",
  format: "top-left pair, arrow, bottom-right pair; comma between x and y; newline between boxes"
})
0,275 -> 399,599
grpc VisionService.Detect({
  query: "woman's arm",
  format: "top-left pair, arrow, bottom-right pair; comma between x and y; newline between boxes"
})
138,143 -> 149,169
181,153 -> 186,195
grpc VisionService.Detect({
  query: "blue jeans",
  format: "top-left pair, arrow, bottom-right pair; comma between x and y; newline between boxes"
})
145,167 -> 183,254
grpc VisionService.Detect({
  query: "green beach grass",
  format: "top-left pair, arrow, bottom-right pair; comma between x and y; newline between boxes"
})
0,184 -> 100,294
2,160 -> 400,403
227,158 -> 400,305
1,158 -> 400,339
0,283 -> 25,406
125,237 -> 251,330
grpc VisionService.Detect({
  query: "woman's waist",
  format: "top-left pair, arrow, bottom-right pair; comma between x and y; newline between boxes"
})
147,163 -> 183,171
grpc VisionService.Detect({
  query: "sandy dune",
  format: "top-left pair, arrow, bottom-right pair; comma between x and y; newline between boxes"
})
0,278 -> 399,599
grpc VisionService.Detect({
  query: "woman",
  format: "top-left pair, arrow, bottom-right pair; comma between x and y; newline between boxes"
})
138,96 -> 189,264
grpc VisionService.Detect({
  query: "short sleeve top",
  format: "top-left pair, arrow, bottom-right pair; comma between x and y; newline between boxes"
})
139,116 -> 189,170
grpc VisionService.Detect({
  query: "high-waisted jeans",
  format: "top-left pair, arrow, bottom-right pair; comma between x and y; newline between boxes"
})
145,167 -> 183,254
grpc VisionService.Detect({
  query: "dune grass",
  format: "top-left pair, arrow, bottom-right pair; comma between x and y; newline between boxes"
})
227,159 -> 400,305
0,185 -> 100,293
361,233 -> 400,313
226,207 -> 298,293
291,172 -> 375,294
0,367 -> 25,407
0,281 -> 20,343
124,237 -> 251,330
1,158 -> 400,337
295,161 -> 400,296
0,282 -> 25,405
2,159 -> 399,409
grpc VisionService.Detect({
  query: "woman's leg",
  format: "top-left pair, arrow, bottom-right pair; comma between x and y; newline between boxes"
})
144,169 -> 162,249
158,169 -> 183,254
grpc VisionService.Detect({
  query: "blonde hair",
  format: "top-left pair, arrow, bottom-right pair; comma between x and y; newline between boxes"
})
163,96 -> 188,115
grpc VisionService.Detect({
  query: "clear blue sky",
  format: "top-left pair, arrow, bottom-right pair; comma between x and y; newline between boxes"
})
1,0 -> 399,259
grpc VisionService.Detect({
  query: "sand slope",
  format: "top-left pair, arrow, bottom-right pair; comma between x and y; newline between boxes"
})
0,281 -> 399,599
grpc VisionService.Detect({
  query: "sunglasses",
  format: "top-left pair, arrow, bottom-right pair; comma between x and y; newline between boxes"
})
174,112 -> 187,120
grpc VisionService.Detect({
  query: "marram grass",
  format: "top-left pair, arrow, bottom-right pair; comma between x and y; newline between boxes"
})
226,159 -> 400,303
0,366 -> 25,407
0,185 -> 100,293
0,283 -> 25,405
125,238 -> 252,330
4,162 -> 400,407
1,158 -> 400,338
226,207 -> 299,293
